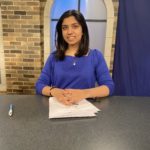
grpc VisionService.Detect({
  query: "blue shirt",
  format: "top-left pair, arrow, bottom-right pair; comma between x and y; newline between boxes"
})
36,49 -> 114,95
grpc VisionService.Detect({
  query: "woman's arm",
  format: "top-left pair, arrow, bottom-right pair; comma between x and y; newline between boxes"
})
64,85 -> 110,104
35,54 -> 53,95
84,85 -> 110,98
42,85 -> 110,105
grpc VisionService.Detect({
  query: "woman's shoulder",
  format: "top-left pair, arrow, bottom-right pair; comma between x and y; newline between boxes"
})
89,49 -> 103,58
47,51 -> 56,59
44,51 -> 57,65
88,49 -> 105,66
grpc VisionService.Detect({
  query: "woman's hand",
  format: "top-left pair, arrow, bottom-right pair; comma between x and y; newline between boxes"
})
51,88 -> 73,105
63,89 -> 89,104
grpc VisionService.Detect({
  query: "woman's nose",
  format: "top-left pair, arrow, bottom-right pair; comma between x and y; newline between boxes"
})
67,27 -> 73,34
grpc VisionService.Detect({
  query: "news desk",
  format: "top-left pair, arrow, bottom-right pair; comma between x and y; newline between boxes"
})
0,95 -> 150,150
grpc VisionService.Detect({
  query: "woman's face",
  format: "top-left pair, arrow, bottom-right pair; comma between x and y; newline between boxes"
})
61,16 -> 83,49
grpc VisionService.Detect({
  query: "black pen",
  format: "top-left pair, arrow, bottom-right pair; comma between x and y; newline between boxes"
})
8,104 -> 13,117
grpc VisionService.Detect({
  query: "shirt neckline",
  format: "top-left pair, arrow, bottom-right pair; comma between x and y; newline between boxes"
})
65,49 -> 92,58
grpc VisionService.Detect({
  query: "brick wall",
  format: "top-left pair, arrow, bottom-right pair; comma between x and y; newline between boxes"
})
0,0 -> 119,94
1,0 -> 44,94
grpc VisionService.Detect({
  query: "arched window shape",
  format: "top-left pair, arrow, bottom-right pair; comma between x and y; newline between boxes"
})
0,8 -> 6,91
44,0 -> 114,69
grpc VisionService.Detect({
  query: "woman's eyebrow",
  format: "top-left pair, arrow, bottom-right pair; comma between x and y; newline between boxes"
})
62,24 -> 67,26
62,22 -> 79,26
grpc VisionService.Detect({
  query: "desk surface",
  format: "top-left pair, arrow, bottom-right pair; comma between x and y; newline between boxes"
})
0,95 -> 150,150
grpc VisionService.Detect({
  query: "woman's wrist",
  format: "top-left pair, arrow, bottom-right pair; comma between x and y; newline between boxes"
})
49,86 -> 56,97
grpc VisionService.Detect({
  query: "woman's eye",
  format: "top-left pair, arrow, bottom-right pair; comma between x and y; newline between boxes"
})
72,25 -> 79,29
62,26 -> 68,30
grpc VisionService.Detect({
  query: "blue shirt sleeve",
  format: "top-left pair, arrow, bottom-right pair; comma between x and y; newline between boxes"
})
35,54 -> 54,94
93,49 -> 115,95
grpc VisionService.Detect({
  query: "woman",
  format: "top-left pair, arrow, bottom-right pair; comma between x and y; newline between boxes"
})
36,10 -> 114,105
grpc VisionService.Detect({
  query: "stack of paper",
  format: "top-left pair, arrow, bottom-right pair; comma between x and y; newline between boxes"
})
49,97 -> 100,119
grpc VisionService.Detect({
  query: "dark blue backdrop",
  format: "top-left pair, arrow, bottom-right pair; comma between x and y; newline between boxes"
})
112,0 -> 150,96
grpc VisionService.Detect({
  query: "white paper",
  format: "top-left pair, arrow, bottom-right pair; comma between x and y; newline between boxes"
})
49,97 -> 100,119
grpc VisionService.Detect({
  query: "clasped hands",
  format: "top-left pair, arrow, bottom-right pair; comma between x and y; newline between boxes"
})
51,88 -> 87,105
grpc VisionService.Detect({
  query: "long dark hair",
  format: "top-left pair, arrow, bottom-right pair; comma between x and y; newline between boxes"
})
55,10 -> 89,60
